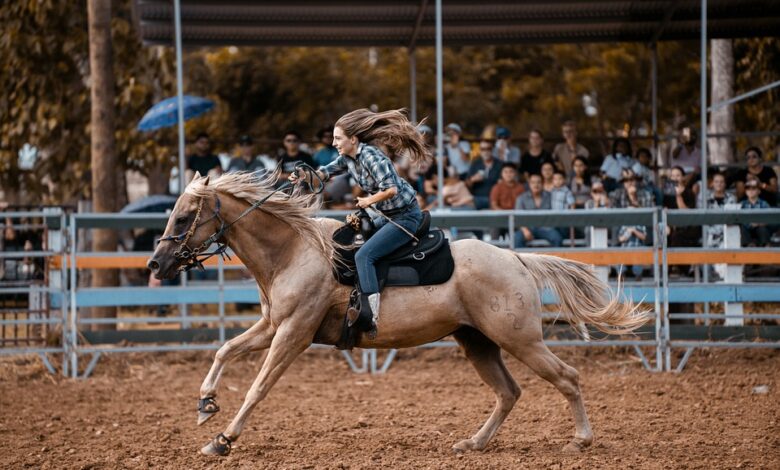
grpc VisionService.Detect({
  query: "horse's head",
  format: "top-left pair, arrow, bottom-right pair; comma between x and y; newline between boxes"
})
147,173 -> 223,279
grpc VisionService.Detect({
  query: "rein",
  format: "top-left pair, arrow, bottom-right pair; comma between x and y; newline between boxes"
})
159,164 -> 323,272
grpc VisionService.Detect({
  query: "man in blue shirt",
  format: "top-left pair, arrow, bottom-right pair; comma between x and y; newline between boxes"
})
465,139 -> 502,210
514,174 -> 563,248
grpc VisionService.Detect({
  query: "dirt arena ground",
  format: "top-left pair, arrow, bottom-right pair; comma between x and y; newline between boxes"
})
1,347 -> 778,469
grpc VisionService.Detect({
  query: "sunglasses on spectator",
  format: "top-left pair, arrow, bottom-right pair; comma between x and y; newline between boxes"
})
747,154 -> 760,159
284,138 -> 299,143
480,146 -> 493,151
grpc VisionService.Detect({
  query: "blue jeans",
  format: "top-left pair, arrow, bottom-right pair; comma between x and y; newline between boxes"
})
355,202 -> 423,294
514,227 -> 563,248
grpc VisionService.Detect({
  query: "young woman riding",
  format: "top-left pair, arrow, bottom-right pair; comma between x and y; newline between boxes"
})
289,108 -> 430,332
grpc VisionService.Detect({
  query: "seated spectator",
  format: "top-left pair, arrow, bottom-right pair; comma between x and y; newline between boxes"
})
552,120 -> 590,175
633,147 -> 662,205
519,129 -> 553,180
551,171 -> 575,211
609,169 -> 654,209
493,127 -> 521,164
740,179 -> 772,247
706,172 -> 738,280
584,180 -> 609,209
540,161 -> 555,193
466,139 -> 502,210
600,137 -> 636,193
313,126 -> 339,167
632,147 -> 655,187
661,166 -> 698,210
670,126 -> 701,175
617,215 -> 648,281
570,156 -> 593,208
424,177 -> 474,210
445,123 -> 472,178
735,147 -> 777,206
227,135 -> 270,174
278,130 -> 314,181
186,132 -> 222,182
490,163 -> 525,210
552,170 -> 576,240
514,174 -> 563,248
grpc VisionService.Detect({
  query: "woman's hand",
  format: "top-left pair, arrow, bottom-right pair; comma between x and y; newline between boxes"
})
288,168 -> 304,184
356,196 -> 373,209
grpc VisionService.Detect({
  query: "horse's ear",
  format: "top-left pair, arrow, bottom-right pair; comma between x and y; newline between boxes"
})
193,171 -> 202,180
202,175 -> 210,186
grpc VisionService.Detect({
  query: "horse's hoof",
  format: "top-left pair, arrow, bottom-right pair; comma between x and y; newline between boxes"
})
198,411 -> 217,426
563,438 -> 589,453
197,397 -> 220,426
452,438 -> 482,452
200,433 -> 231,456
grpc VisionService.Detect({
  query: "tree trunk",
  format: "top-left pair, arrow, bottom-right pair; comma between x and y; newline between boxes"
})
709,39 -> 735,165
88,0 -> 119,330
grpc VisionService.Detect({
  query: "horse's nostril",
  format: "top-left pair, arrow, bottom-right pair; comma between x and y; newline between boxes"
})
147,259 -> 160,272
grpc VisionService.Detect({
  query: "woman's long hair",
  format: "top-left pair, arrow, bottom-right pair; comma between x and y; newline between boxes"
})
335,108 -> 431,165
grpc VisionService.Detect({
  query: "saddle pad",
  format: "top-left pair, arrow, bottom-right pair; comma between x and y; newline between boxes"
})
332,227 -> 455,288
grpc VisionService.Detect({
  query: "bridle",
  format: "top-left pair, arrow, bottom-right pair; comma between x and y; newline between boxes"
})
158,164 -> 323,272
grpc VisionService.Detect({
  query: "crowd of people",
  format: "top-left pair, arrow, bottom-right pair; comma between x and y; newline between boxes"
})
183,121 -> 779,279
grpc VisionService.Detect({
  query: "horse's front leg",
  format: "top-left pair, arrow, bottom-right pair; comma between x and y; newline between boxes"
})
198,316 -> 275,425
200,320 -> 312,456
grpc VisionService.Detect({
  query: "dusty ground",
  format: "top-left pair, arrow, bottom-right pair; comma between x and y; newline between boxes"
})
1,346 -> 778,469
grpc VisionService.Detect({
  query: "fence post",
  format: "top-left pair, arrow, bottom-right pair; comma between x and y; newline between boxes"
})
723,224 -> 743,326
589,226 -> 609,282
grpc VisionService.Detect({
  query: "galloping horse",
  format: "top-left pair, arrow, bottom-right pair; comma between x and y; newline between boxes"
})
147,171 -> 647,457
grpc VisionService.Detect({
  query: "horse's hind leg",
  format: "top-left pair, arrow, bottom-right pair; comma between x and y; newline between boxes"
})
452,327 -> 521,452
507,340 -> 593,452
198,316 -> 275,425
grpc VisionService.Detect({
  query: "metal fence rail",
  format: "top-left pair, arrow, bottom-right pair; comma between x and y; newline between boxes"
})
4,208 -> 780,376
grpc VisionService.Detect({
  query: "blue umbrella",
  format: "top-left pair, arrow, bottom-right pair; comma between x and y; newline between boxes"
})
137,95 -> 215,132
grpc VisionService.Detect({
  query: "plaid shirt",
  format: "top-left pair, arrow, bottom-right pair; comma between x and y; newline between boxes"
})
320,143 -> 416,212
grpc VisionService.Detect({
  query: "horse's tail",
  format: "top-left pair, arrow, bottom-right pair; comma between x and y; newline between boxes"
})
514,252 -> 649,335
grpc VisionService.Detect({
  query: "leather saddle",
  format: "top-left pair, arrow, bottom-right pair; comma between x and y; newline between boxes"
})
332,210 -> 454,289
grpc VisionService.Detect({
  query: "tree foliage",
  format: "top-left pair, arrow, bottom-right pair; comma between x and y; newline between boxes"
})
1,0 -> 776,205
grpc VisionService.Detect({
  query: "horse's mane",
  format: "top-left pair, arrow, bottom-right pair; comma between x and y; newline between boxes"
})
185,170 -> 336,268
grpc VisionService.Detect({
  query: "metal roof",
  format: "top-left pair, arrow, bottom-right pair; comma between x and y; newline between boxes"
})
136,0 -> 780,47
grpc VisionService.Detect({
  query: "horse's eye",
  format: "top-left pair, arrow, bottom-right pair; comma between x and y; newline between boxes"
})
176,216 -> 188,225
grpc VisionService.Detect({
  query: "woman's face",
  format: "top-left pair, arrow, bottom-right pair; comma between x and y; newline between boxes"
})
671,168 -> 684,183
333,126 -> 358,157
573,159 -> 586,176
528,131 -> 543,147
541,162 -> 554,179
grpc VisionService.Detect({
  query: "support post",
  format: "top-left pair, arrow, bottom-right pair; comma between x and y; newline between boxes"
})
699,0 -> 708,209
723,224 -> 744,326
173,0 -> 189,322
409,49 -> 417,123
588,227 -> 609,282
435,0 -> 444,210
651,43 -> 659,169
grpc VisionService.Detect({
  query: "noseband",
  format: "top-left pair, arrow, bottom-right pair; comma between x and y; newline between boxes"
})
158,164 -> 323,272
